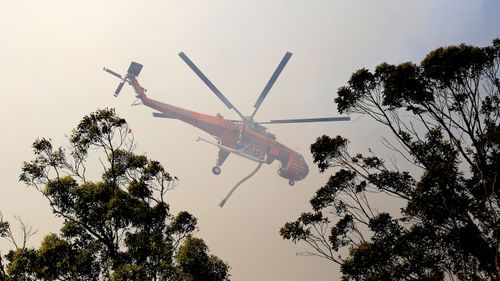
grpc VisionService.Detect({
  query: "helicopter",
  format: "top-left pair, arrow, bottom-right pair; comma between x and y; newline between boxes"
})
103,52 -> 349,186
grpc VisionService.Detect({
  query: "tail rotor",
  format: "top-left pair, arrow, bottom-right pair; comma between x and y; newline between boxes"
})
103,62 -> 143,97
114,82 -> 125,97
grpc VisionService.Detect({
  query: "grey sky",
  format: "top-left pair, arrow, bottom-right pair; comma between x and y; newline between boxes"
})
1,1 -> 499,280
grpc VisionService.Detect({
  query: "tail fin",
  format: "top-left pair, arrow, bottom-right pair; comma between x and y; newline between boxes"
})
127,62 -> 143,77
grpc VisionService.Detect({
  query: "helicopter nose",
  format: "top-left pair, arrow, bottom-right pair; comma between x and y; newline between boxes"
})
292,161 -> 309,181
300,163 -> 309,179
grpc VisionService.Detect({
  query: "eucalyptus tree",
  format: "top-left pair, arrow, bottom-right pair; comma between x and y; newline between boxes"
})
281,39 -> 500,280
2,108 -> 229,280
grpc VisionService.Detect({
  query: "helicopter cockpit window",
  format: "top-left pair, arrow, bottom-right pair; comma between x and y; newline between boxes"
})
296,154 -> 305,163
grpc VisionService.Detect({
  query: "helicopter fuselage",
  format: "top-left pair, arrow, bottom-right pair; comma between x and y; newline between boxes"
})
129,76 -> 309,184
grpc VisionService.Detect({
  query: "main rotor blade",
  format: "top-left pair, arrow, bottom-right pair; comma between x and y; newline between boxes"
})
251,52 -> 293,119
178,52 -> 245,119
256,116 -> 351,124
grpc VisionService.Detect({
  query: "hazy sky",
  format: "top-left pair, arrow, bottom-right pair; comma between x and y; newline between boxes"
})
1,1 -> 499,280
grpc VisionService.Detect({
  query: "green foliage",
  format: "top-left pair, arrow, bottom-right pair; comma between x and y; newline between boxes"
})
3,108 -> 230,280
175,236 -> 230,281
0,222 -> 8,239
5,248 -> 38,280
281,39 -> 500,280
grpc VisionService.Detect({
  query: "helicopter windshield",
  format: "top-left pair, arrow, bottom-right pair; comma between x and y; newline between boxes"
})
296,153 -> 306,164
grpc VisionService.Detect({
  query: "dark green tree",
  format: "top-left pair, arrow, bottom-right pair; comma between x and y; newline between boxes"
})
281,39 -> 500,280
3,108 -> 229,280
0,214 -> 37,281
175,236 -> 231,281
0,215 -> 8,280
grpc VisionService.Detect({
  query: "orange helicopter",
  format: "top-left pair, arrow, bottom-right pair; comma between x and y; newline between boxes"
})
103,52 -> 349,186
